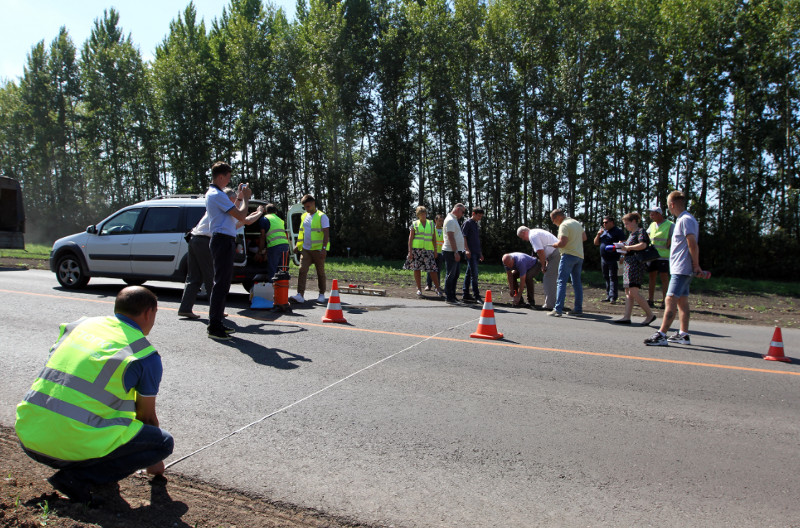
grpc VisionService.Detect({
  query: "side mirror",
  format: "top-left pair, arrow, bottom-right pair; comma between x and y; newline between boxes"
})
86,225 -> 97,234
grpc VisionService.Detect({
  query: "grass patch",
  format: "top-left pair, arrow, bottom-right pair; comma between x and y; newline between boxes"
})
0,243 -> 50,260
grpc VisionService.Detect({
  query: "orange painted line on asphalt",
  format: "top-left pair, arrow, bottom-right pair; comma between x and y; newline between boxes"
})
3,287 -> 798,377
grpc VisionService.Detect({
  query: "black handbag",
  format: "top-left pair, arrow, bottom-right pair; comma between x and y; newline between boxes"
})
634,244 -> 661,263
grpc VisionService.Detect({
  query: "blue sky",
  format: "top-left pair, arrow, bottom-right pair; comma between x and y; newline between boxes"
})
1,0 -> 297,83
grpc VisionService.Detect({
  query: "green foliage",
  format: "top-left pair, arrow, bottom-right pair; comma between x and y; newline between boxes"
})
0,0 -> 798,279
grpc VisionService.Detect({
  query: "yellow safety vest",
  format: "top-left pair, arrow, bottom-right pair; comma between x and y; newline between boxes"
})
436,228 -> 444,251
264,214 -> 289,248
648,220 -> 673,258
15,316 -> 156,461
296,210 -> 330,251
412,220 -> 435,251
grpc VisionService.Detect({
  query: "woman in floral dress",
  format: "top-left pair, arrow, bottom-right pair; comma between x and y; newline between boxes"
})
403,206 -> 443,297
613,212 -> 656,325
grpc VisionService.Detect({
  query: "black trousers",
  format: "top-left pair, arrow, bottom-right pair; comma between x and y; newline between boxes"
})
209,234 -> 235,328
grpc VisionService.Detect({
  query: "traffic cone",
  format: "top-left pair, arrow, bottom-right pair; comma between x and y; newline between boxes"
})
322,279 -> 348,323
763,326 -> 791,363
470,290 -> 504,340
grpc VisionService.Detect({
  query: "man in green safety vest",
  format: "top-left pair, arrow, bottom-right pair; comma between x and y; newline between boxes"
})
291,194 -> 330,304
646,206 -> 674,308
256,203 -> 291,282
15,286 -> 173,504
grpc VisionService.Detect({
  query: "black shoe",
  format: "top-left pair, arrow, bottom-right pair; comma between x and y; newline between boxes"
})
474,296 -> 483,304
48,472 -> 92,503
647,300 -> 655,308
223,325 -> 236,334
207,326 -> 231,340
462,294 -> 476,302
600,298 -> 611,303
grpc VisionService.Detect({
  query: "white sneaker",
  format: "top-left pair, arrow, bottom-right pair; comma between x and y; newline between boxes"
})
317,293 -> 327,303
416,289 -> 422,297
290,293 -> 305,303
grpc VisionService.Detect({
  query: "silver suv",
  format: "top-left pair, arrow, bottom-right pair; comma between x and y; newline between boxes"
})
50,195 -> 265,290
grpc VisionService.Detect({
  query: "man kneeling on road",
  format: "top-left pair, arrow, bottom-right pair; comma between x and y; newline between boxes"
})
502,252 -> 539,307
15,286 -> 174,504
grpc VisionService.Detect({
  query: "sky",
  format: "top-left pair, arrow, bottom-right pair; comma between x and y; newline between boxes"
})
1,0 -> 297,83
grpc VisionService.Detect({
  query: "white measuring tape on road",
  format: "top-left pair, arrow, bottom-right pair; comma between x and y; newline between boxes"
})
165,316 -> 480,469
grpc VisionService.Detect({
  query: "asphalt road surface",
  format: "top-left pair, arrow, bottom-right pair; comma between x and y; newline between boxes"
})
1,269 -> 798,527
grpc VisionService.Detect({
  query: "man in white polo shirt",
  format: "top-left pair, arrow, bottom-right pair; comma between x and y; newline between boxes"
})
517,226 -> 560,310
441,203 -> 466,304
205,161 -> 252,340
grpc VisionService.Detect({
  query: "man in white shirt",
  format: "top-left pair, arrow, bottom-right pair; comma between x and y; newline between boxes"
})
517,226 -> 560,310
205,162 -> 252,340
441,203 -> 467,304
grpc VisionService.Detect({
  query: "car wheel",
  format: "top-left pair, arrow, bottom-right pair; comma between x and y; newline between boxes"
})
123,278 -> 147,286
56,254 -> 90,289
241,278 -> 254,293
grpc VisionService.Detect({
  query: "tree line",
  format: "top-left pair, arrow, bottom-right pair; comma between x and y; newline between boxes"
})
0,0 -> 798,279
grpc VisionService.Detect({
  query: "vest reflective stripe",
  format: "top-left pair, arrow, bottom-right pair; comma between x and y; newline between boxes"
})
264,214 -> 289,247
15,317 -> 155,462
297,210 -> 330,251
649,221 -> 673,258
412,220 -> 435,251
23,390 -> 134,429
436,228 -> 444,251
35,367 -> 137,413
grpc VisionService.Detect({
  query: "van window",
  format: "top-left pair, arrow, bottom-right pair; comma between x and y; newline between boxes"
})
100,209 -> 141,235
184,207 -> 206,232
141,207 -> 181,233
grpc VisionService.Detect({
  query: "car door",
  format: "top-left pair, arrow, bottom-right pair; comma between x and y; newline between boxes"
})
129,206 -> 184,277
84,208 -> 142,274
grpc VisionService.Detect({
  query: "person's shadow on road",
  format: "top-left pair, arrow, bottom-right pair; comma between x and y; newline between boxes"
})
214,323 -> 312,369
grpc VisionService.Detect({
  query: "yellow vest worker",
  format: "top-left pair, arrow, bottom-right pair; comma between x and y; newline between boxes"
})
291,195 -> 330,303
15,286 -> 173,503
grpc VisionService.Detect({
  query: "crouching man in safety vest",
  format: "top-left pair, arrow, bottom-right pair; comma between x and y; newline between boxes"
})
15,286 -> 174,504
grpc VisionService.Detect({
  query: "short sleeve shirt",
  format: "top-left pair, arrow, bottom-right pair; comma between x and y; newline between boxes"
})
557,218 -> 585,259
205,185 -> 236,236
191,212 -> 212,237
301,211 -> 330,250
441,213 -> 465,252
115,314 -> 163,397
505,252 -> 538,277
670,211 -> 699,275
461,218 -> 481,254
528,229 -> 559,258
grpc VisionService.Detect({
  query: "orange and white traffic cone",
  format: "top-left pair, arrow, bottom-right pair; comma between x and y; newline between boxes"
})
322,279 -> 348,323
470,290 -> 504,340
763,326 -> 790,362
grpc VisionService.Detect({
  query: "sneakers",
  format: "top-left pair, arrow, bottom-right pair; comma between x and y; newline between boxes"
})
667,332 -> 691,345
644,331 -> 668,346
207,326 -> 236,341
571,310 -> 583,316
290,293 -> 305,303
48,472 -> 92,503
475,295 -> 483,304
547,310 -> 562,317
462,293 -> 476,303
317,293 -> 327,303
424,285 -> 432,291
436,289 -> 445,298
416,289 -> 423,297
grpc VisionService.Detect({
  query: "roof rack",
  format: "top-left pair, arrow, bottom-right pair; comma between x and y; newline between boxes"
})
149,194 -> 205,200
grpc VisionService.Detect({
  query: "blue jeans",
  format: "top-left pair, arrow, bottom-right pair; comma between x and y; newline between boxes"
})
209,234 -> 235,328
554,254 -> 584,313
265,243 -> 290,282
443,250 -> 463,302
25,425 -> 174,486
462,253 -> 480,297
601,258 -> 619,301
